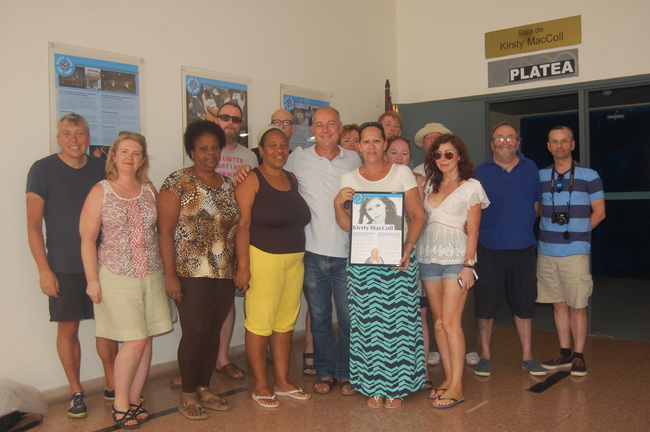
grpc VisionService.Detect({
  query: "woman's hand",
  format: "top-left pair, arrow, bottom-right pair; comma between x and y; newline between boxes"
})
458,266 -> 475,291
234,268 -> 251,294
165,274 -> 183,303
86,280 -> 102,304
334,187 -> 355,208
392,243 -> 414,271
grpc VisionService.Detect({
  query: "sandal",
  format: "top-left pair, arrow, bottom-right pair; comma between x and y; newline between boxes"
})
170,372 -> 182,388
339,380 -> 358,396
178,400 -> 208,420
199,392 -> 231,411
367,396 -> 384,409
313,378 -> 337,395
302,351 -> 317,375
429,387 -> 447,400
385,398 -> 403,409
112,405 -> 139,430
129,404 -> 149,423
421,380 -> 433,391
215,363 -> 245,380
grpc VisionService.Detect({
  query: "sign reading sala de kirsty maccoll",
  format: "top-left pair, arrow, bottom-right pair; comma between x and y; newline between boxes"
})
485,15 -> 581,59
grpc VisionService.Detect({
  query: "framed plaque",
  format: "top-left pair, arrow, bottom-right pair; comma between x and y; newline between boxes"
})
349,192 -> 405,266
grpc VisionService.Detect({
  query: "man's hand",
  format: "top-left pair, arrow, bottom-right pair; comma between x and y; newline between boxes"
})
40,270 -> 60,297
235,165 -> 252,185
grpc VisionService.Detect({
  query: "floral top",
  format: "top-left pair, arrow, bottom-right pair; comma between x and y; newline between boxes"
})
160,168 -> 240,279
98,180 -> 163,278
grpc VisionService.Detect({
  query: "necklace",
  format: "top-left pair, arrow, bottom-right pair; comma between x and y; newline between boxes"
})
497,156 -> 519,172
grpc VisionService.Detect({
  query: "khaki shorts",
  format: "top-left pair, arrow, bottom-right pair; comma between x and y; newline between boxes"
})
536,254 -> 593,308
95,266 -> 172,341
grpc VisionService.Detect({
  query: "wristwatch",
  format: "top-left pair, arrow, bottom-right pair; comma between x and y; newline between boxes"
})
463,259 -> 476,268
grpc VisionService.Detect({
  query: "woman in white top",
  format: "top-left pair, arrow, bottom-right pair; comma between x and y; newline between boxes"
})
417,134 -> 489,409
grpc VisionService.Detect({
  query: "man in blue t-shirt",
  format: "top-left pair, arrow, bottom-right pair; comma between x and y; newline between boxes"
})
26,114 -> 118,418
537,126 -> 606,377
473,122 -> 546,377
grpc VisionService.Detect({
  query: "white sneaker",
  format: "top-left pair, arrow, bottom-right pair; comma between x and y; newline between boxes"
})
427,352 -> 441,365
465,352 -> 480,366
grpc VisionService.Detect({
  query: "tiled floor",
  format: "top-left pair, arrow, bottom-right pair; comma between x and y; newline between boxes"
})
22,326 -> 650,432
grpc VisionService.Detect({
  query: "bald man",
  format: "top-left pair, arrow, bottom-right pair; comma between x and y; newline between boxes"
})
253,109 -> 297,165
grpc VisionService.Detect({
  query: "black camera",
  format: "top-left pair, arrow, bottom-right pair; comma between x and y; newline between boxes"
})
552,212 -> 570,225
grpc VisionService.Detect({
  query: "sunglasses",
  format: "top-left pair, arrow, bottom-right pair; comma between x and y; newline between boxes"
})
434,150 -> 457,160
217,114 -> 243,124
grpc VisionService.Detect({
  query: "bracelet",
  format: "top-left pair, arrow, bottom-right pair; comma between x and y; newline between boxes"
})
405,241 -> 416,250
463,264 -> 474,269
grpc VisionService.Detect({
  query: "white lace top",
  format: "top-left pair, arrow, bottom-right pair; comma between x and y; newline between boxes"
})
417,178 -> 490,265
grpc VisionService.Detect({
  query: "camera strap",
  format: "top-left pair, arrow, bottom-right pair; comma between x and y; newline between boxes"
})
550,161 -> 575,240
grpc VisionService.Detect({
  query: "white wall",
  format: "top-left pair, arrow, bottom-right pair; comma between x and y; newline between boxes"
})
0,0 -> 397,392
395,0 -> 650,103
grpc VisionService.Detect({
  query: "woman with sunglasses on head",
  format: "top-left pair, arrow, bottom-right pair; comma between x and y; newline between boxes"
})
417,134 -> 489,409
334,122 -> 425,409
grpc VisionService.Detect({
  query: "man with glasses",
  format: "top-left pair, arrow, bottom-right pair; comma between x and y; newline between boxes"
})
26,113 -> 118,418
472,122 -> 545,377
252,109 -> 297,165
537,126 -> 605,377
215,101 -> 258,179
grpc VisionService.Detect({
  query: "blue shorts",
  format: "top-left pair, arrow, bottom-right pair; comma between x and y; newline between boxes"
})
419,263 -> 464,281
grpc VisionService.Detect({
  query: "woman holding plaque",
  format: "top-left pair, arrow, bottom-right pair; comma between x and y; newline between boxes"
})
417,134 -> 489,409
334,122 -> 425,409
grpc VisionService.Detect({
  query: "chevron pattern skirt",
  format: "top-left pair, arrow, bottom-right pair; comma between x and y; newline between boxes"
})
347,254 -> 425,398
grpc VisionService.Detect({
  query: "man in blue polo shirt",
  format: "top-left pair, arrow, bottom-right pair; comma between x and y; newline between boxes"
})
473,122 -> 545,377
537,126 -> 605,377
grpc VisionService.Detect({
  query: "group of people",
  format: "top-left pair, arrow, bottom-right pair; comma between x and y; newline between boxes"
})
26,104 -> 605,427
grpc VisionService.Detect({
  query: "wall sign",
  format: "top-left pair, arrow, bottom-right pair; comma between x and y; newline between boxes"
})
488,49 -> 578,88
485,16 -> 581,59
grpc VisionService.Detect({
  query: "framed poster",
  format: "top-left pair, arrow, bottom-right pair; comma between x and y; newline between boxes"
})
49,42 -> 144,157
349,192 -> 405,266
182,67 -> 251,165
280,84 -> 332,151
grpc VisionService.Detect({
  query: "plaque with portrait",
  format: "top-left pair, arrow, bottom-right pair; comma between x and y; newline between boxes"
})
349,192 -> 405,266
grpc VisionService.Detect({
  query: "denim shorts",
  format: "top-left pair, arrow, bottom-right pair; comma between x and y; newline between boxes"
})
419,263 -> 464,281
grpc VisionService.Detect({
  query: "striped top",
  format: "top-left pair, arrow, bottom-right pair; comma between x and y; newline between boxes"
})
538,162 -> 604,257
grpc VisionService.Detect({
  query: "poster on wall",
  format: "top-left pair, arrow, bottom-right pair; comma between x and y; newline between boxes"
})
280,84 -> 332,150
182,67 -> 251,165
349,192 -> 405,266
48,42 -> 144,158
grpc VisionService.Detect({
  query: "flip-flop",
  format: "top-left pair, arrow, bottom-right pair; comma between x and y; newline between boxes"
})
178,400 -> 208,420
199,392 -> 231,411
273,388 -> 311,400
313,378 -> 337,395
215,363 -> 245,380
428,387 -> 447,400
385,398 -> 403,409
252,394 -> 280,408
367,396 -> 384,409
432,397 -> 465,409
421,380 -> 433,391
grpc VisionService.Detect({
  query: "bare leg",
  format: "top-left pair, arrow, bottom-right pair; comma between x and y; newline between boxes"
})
569,306 -> 588,353
424,280 -> 450,395
246,330 -> 271,396
128,338 -> 152,406
421,307 -> 431,383
113,339 -> 148,427
477,317 -> 494,360
57,321 -> 83,394
96,337 -> 118,391
552,302 -> 572,349
270,331 -> 307,397
513,315 -> 533,361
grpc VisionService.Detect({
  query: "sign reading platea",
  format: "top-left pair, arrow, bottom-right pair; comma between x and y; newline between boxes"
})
485,16 -> 581,59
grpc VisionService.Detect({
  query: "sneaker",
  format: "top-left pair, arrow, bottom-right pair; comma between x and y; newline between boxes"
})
474,358 -> 491,376
542,353 -> 573,370
465,352 -> 480,366
522,359 -> 547,376
68,392 -> 87,418
427,352 -> 441,365
570,357 -> 587,376
104,388 -> 145,403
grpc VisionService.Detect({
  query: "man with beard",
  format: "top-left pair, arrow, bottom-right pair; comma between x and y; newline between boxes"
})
215,102 -> 258,179
472,122 -> 545,377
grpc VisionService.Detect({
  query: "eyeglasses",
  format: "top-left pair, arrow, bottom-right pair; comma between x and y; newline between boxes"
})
217,114 -> 243,124
272,120 -> 293,127
493,136 -> 518,143
434,150 -> 456,160
555,173 -> 565,192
